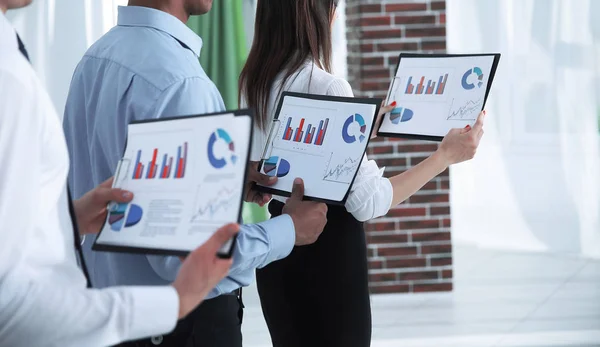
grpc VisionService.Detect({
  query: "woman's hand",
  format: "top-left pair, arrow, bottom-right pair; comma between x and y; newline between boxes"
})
436,110 -> 486,166
371,101 -> 397,139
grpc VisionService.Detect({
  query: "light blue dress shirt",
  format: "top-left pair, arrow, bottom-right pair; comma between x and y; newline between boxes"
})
63,6 -> 295,298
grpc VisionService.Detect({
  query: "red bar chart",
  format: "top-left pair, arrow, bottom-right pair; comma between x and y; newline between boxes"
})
405,77 -> 415,94
405,73 -> 449,96
281,116 -> 329,146
132,142 -> 188,180
416,76 -> 426,94
314,118 -> 329,146
436,74 -> 448,94
282,118 -> 293,140
426,80 -> 436,94
293,118 -> 305,142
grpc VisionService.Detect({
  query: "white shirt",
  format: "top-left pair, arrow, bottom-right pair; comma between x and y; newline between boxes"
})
0,12 -> 178,347
247,61 -> 393,221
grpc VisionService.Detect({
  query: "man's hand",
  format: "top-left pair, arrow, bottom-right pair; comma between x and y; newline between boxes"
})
172,224 -> 238,319
73,177 -> 134,235
282,178 -> 328,246
245,161 -> 277,206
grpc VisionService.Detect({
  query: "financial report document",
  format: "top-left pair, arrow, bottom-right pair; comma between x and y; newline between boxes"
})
378,53 -> 500,141
94,111 -> 253,257
257,92 -> 380,204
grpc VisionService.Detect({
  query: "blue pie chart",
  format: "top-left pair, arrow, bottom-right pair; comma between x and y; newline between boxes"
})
462,67 -> 485,90
390,107 -> 414,124
342,114 -> 367,144
207,128 -> 237,169
109,204 -> 143,232
263,156 -> 290,178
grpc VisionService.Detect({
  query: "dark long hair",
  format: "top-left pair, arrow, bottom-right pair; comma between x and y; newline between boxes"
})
239,0 -> 339,129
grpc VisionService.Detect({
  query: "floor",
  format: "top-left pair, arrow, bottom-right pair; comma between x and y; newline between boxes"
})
241,245 -> 600,347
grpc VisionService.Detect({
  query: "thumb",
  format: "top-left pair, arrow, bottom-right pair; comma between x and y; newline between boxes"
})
290,178 -> 305,201
99,176 -> 115,189
99,188 -> 133,205
379,104 -> 395,115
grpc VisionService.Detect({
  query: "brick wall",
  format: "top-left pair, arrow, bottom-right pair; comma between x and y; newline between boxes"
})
345,0 -> 452,294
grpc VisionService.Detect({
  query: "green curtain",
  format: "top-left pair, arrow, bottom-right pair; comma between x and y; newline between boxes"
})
187,2 -> 269,224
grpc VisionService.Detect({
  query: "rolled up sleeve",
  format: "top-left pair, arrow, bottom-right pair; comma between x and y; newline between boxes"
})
208,215 -> 296,297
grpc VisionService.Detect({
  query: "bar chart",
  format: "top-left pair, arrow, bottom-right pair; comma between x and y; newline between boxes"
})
282,116 -> 329,146
132,142 -> 188,180
405,73 -> 448,95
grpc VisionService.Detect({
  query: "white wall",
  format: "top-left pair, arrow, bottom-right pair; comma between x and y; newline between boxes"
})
447,0 -> 600,258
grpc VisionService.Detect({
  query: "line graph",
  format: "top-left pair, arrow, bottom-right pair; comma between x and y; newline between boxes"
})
447,98 -> 483,121
190,185 -> 238,224
323,153 -> 361,184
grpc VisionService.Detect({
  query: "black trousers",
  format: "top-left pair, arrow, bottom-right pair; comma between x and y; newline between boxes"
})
115,291 -> 243,347
257,201 -> 372,347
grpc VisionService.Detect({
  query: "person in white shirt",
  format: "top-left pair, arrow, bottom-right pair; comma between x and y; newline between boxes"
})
0,1 -> 237,346
239,1 -> 486,346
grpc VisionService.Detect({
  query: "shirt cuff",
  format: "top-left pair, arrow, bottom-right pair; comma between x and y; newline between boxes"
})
127,286 -> 179,341
258,214 -> 295,266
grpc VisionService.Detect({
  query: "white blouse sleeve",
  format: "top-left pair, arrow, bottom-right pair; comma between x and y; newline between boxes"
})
326,78 -> 394,222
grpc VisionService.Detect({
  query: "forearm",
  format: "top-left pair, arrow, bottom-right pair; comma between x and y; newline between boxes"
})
389,150 -> 449,207
229,215 -> 295,274
0,274 -> 178,347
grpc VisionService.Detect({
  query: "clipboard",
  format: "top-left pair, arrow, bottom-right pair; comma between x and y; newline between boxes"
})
93,110 -> 254,258
255,92 -> 382,205
377,53 -> 501,141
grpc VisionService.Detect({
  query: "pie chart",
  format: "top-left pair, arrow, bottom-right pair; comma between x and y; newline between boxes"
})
263,156 -> 291,178
390,107 -> 414,124
208,128 -> 237,169
109,203 -> 143,232
462,67 -> 485,90
342,114 -> 367,144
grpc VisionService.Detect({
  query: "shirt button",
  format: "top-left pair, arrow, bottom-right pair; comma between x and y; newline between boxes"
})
151,335 -> 164,345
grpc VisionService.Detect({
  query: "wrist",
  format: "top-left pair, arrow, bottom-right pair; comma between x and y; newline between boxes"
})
431,149 -> 451,173
172,284 -> 186,319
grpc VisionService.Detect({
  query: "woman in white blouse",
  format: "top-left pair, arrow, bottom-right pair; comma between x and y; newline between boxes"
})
240,1 -> 485,346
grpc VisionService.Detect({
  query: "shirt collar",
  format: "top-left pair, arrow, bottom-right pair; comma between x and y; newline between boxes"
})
117,6 -> 202,57
0,11 -> 18,52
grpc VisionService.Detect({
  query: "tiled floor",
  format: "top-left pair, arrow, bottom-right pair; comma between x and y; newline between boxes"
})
241,245 -> 600,347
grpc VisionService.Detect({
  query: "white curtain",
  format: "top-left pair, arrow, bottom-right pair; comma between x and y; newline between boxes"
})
331,0 -> 348,79
447,0 -> 600,258
7,0 -> 125,118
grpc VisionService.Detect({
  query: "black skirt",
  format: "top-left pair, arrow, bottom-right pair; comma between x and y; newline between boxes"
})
256,200 -> 371,347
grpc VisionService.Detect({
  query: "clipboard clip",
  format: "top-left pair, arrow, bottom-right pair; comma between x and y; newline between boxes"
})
386,77 -> 402,104
107,158 -> 131,212
260,119 -> 282,161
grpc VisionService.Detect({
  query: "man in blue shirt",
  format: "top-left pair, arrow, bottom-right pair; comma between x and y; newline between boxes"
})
63,2 -> 328,346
